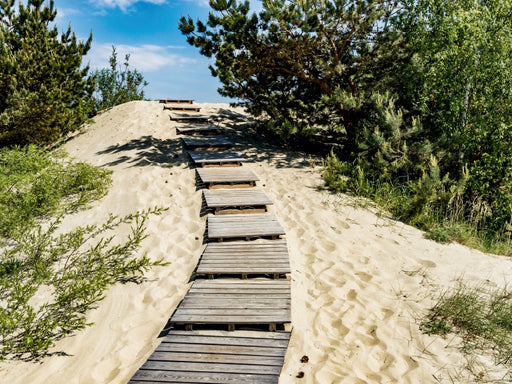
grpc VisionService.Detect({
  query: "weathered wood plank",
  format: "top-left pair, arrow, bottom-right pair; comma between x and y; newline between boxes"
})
166,330 -> 291,342
177,124 -> 221,136
156,342 -> 288,356
197,167 -> 259,188
159,99 -> 194,104
171,279 -> 291,326
129,331 -> 290,383
170,112 -> 210,123
147,351 -> 284,365
208,214 -> 285,240
164,104 -> 201,112
138,360 -> 283,375
130,369 -> 277,383
197,239 -> 290,276
203,189 -> 273,208
182,136 -> 233,151
189,151 -> 245,167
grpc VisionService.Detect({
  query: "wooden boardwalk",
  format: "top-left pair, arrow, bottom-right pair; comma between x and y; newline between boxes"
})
171,279 -> 291,331
182,136 -> 233,151
189,151 -> 244,167
129,330 -> 290,384
177,124 -> 221,136
196,240 -> 291,279
203,189 -> 273,214
170,112 -> 210,123
197,167 -> 259,188
130,101 -> 292,383
208,214 -> 285,241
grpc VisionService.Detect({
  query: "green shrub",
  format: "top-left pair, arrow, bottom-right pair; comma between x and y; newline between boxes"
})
90,46 -> 148,113
0,207 -> 167,360
0,145 -> 112,238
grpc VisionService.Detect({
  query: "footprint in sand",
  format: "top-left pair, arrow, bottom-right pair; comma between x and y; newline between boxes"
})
355,271 -> 373,283
418,259 -> 436,268
347,289 -> 358,301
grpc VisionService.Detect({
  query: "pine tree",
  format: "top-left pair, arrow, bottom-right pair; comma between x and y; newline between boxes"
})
0,0 -> 94,146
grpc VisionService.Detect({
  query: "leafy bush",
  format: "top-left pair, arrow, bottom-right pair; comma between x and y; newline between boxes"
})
0,207 -> 166,360
0,146 -> 167,360
90,46 -> 148,113
0,145 -> 112,238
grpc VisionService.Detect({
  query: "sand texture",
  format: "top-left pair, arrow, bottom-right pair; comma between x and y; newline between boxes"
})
1,100 -> 511,383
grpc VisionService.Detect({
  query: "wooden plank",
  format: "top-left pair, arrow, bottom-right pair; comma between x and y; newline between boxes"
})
137,360 -> 282,375
159,99 -> 194,104
182,136 -> 233,151
170,112 -> 210,123
197,240 -> 290,277
164,104 -> 201,112
177,124 -> 221,136
156,343 -> 288,356
197,167 -> 259,189
147,351 -> 284,365
203,189 -> 273,209
171,279 -> 291,326
208,214 -> 285,240
189,151 -> 244,167
129,331 -> 290,384
130,370 -> 277,383
167,330 -> 291,342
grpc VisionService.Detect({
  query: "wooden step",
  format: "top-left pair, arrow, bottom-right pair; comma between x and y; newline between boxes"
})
177,124 -> 221,136
203,189 -> 273,214
129,330 -> 290,383
196,167 -> 259,189
170,279 -> 291,331
170,112 -> 210,123
159,99 -> 194,104
197,239 -> 291,279
182,136 -> 233,151
207,214 -> 285,241
164,104 -> 201,112
189,150 -> 244,168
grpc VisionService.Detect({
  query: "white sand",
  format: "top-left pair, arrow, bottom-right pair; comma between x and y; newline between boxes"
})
1,100 -> 511,383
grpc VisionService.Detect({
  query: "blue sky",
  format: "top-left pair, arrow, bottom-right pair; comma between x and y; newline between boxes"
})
53,0 -> 235,103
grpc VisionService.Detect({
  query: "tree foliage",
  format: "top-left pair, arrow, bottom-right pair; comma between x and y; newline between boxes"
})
0,0 -> 94,146
181,0 -> 512,239
91,46 -> 148,113
179,0 -> 406,146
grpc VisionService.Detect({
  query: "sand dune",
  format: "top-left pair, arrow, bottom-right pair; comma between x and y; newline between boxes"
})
0,100 -> 511,383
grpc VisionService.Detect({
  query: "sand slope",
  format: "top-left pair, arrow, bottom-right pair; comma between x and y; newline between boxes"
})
0,100 -> 511,383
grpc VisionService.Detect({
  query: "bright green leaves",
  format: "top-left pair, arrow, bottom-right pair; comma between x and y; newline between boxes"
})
90,46 -> 148,113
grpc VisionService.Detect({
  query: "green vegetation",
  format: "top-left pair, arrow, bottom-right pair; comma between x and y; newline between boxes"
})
0,0 -> 95,146
90,46 -> 148,113
180,0 -> 512,253
0,145 -> 112,238
0,1 -> 156,361
0,147 -> 166,360
422,282 -> 512,366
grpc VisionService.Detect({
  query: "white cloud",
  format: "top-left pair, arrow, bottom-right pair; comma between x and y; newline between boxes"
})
85,43 -> 196,72
88,0 -> 167,12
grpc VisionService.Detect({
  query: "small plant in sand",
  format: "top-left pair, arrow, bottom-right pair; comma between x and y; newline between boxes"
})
422,282 -> 512,372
